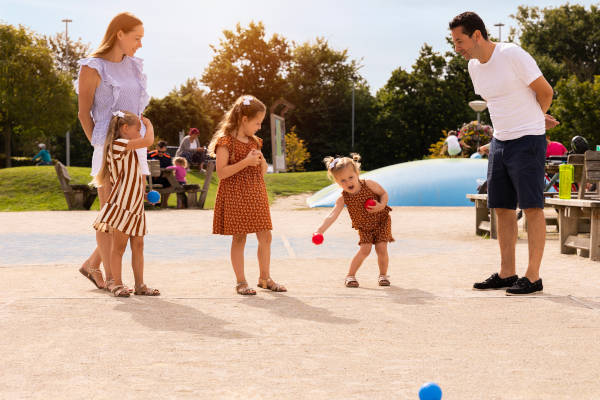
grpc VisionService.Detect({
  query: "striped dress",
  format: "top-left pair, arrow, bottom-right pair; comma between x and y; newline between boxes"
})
93,138 -> 147,236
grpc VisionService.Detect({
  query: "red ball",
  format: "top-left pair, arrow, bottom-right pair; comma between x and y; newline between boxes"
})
364,199 -> 376,209
312,232 -> 324,245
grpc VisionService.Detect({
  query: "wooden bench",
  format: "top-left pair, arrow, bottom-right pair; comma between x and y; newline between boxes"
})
146,159 -> 215,209
147,159 -> 175,208
54,161 -> 97,210
545,151 -> 600,260
466,193 -> 497,239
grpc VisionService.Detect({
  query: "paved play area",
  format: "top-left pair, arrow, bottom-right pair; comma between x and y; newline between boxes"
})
1,206 -> 599,399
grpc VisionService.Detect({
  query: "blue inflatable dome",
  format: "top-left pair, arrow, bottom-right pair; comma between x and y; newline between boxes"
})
307,158 -> 488,207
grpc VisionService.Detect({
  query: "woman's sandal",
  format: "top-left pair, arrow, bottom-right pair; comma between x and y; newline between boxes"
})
236,282 -> 256,296
107,282 -> 130,297
79,263 -> 105,289
134,284 -> 160,296
257,278 -> 287,292
345,276 -> 359,288
105,279 -> 133,294
378,275 -> 391,286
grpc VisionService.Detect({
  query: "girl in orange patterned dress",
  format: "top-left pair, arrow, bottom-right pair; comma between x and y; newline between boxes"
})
315,154 -> 394,288
208,95 -> 287,295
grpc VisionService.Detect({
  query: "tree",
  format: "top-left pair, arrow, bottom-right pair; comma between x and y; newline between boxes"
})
285,38 -> 374,170
285,127 -> 310,171
512,4 -> 600,82
550,75 -> 600,146
202,21 -> 291,115
44,32 -> 91,80
371,45 -> 478,166
0,24 -> 76,167
144,79 -> 213,147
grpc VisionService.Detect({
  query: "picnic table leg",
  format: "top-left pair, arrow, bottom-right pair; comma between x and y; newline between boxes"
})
475,199 -> 488,237
558,206 -> 578,255
160,192 -> 171,208
198,161 -> 215,209
590,208 -> 600,261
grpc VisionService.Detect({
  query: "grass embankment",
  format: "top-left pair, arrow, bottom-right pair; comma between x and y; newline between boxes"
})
0,166 -> 330,211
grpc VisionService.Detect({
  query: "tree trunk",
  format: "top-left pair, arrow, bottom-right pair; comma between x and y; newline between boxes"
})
4,126 -> 11,168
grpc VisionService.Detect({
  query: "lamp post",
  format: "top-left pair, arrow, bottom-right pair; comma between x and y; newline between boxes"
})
469,100 -> 487,150
494,22 -> 505,42
62,18 -> 72,166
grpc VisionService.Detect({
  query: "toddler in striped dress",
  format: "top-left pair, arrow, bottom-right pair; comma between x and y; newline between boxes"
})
93,110 -> 160,297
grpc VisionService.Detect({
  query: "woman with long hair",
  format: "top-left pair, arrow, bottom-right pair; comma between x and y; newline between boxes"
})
76,12 -> 150,291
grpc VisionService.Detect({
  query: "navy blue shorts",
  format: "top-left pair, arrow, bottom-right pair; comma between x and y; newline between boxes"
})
487,134 -> 546,210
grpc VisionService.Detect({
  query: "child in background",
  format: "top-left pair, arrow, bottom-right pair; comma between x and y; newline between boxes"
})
209,95 -> 286,295
315,154 -> 394,288
93,110 -> 160,298
167,157 -> 188,185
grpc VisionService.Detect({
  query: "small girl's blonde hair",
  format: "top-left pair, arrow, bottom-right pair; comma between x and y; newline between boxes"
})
207,95 -> 266,157
173,156 -> 188,168
93,110 -> 139,187
323,153 -> 362,181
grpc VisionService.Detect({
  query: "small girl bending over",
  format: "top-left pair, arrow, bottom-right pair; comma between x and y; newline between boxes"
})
93,110 -> 160,297
315,154 -> 394,288
167,156 -> 188,184
209,95 -> 286,295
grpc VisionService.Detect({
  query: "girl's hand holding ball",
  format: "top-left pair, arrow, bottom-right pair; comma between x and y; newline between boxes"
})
365,198 -> 384,213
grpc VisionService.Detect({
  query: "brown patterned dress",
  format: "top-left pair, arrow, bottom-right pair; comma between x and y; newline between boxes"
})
342,179 -> 394,245
93,138 -> 147,236
213,135 -> 272,235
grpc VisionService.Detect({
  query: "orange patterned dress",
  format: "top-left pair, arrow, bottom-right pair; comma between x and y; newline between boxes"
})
213,135 -> 272,235
342,180 -> 394,245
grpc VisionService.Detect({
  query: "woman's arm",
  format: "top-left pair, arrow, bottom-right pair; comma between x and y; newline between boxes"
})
215,146 -> 261,180
77,66 -> 101,143
316,196 -> 345,234
176,137 -> 190,157
126,117 -> 154,150
365,180 -> 389,213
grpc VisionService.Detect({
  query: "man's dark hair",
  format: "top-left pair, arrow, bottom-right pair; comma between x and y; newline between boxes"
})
449,12 -> 488,40
157,140 -> 167,148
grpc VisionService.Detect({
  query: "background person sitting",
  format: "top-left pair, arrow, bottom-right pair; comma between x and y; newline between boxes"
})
176,128 -> 206,169
32,143 -> 52,165
148,140 -> 173,168
546,137 -> 567,158
166,157 -> 188,185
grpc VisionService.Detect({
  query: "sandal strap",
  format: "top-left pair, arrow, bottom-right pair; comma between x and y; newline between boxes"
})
345,276 -> 358,282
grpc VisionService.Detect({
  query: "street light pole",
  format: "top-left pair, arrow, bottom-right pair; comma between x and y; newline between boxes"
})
62,18 -> 72,166
469,100 -> 488,151
494,22 -> 505,42
351,85 -> 355,150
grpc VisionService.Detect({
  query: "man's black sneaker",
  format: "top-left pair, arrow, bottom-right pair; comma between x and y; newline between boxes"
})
505,277 -> 543,296
473,273 -> 518,290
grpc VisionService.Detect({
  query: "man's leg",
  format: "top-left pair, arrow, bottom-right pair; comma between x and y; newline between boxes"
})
495,208 -> 518,278
522,208 -> 545,282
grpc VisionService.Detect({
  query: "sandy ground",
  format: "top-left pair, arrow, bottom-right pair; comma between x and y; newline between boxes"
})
1,203 -> 599,400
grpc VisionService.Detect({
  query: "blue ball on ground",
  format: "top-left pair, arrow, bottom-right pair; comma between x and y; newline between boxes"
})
147,190 -> 160,204
419,382 -> 442,400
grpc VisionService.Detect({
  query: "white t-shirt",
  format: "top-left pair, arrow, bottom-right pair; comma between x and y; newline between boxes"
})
446,135 -> 461,155
468,42 -> 545,141
190,140 -> 198,150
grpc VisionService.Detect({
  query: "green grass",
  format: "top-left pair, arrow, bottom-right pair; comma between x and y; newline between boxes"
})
0,166 -> 330,211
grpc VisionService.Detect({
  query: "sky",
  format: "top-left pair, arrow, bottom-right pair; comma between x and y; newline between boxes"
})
2,0 -> 597,98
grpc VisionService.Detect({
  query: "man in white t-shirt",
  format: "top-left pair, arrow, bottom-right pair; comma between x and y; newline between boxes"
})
450,11 -> 559,295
